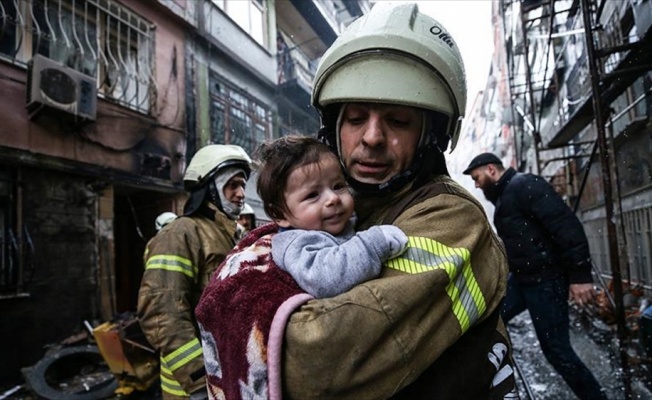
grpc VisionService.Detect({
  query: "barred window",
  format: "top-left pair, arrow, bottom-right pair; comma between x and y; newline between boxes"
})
0,0 -> 155,114
209,73 -> 272,156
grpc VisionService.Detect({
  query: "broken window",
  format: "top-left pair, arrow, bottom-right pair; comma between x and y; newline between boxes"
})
0,0 -> 155,114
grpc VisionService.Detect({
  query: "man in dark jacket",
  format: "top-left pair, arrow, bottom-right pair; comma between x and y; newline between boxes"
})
464,152 -> 607,400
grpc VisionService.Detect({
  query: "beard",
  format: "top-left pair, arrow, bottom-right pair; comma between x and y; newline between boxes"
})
482,184 -> 501,204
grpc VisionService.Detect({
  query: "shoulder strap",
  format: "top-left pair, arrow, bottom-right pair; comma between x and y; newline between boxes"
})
381,182 -> 450,225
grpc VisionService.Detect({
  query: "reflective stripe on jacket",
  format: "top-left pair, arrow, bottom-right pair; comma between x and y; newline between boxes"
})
138,204 -> 237,398
282,175 -> 516,399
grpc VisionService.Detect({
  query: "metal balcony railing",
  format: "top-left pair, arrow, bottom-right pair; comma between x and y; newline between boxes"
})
277,45 -> 316,89
0,0 -> 155,114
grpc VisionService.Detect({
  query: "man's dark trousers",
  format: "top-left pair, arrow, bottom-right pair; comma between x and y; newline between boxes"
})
501,273 -> 608,400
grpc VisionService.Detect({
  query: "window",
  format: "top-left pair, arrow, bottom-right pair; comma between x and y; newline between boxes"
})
212,0 -> 267,46
0,0 -> 154,114
209,73 -> 271,156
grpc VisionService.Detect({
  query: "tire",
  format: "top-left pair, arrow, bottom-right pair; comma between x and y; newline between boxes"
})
23,345 -> 118,400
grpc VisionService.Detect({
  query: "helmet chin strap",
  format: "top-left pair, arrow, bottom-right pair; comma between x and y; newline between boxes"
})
344,163 -> 419,196
206,180 -> 242,220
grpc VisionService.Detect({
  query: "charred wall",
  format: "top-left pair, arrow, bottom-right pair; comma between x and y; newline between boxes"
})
0,168 -> 99,384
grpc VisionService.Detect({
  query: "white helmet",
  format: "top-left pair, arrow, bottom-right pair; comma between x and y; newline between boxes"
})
313,2 -> 467,151
183,145 -> 252,190
155,212 -> 177,231
240,203 -> 254,215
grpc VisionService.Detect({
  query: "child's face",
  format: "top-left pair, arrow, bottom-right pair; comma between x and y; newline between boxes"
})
275,153 -> 354,235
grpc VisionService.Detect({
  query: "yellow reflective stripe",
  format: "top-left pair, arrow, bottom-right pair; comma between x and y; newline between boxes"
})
145,254 -> 197,278
163,338 -> 203,372
159,357 -> 189,396
160,373 -> 189,396
386,236 -> 487,332
160,358 -> 173,375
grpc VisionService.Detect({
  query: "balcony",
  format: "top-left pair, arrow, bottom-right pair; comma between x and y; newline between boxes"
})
277,46 -> 316,110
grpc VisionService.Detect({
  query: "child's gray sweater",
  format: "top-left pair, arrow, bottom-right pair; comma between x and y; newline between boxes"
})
271,220 -> 407,298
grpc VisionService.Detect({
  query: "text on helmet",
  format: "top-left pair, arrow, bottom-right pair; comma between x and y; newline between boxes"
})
429,26 -> 454,48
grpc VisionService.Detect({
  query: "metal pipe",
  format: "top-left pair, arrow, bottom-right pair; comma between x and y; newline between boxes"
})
519,5 -> 542,174
580,0 -> 632,397
541,153 -> 589,167
608,90 -> 651,124
572,140 -> 598,214
512,351 -> 537,400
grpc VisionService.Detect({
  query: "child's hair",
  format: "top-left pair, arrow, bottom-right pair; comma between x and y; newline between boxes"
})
255,135 -> 339,220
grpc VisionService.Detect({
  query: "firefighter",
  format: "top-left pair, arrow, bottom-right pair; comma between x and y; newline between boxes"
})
236,203 -> 256,235
137,144 -> 251,399
278,2 -> 516,397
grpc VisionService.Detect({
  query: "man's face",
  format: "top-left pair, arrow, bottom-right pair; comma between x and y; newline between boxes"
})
470,165 -> 499,201
238,214 -> 254,231
223,174 -> 246,208
339,103 -> 422,185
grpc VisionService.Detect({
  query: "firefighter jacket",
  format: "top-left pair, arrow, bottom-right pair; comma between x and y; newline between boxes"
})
137,203 -> 237,399
281,175 -> 516,399
493,167 -> 593,284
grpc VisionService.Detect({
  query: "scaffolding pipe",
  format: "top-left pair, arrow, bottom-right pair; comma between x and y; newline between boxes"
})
519,5 -> 542,174
580,0 -> 632,397
572,140 -> 598,214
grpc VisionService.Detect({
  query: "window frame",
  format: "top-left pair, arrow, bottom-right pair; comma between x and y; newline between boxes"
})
211,0 -> 268,47
208,72 -> 272,156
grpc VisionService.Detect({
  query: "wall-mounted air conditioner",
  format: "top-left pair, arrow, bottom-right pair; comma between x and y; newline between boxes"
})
26,54 -> 97,121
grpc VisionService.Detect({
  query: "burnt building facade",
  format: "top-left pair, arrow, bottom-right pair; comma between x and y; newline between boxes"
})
0,0 -> 369,385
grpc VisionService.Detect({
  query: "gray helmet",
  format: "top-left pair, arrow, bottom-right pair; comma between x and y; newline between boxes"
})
182,145 -> 252,216
183,144 -> 252,190
240,203 -> 254,215
313,2 -> 466,149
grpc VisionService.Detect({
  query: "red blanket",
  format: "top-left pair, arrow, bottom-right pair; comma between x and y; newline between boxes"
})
195,223 -> 313,400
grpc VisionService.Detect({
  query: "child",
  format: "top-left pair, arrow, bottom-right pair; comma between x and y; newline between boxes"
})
256,135 -> 408,298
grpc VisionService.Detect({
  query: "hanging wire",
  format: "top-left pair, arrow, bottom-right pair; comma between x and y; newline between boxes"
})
127,196 -> 146,242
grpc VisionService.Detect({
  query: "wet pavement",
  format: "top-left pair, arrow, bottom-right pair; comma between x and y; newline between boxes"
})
508,310 -> 652,400
3,310 -> 652,399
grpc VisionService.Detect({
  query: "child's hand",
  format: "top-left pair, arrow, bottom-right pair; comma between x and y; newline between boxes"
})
379,225 -> 409,258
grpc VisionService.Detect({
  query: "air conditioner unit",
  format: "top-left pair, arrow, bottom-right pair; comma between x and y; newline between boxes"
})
26,54 -> 97,121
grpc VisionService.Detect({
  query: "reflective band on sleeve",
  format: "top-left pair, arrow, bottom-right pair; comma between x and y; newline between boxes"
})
160,372 -> 189,396
386,236 -> 487,332
145,254 -> 198,279
159,358 -> 190,396
163,338 -> 203,372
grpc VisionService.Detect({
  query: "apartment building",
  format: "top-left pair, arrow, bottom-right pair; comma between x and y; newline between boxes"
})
466,1 -> 652,391
0,0 -> 369,385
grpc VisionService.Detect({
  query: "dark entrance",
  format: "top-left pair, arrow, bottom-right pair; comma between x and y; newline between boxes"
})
114,189 -> 176,312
